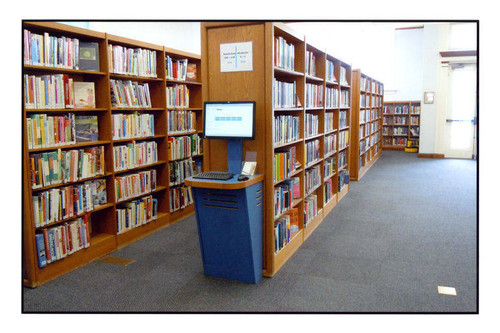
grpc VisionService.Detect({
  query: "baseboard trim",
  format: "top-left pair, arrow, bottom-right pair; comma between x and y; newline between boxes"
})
418,153 -> 445,159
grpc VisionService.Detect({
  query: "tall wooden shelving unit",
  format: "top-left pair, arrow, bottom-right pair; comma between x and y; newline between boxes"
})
201,22 -> 352,277
350,70 -> 384,181
22,22 -> 204,287
382,100 -> 421,150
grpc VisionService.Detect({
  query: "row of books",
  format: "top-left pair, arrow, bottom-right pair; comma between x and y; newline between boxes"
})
169,158 -> 196,186
35,216 -> 90,268
304,194 -> 318,227
383,116 -> 393,125
169,186 -> 193,213
326,60 -> 336,83
108,44 -> 157,78
24,29 -> 80,70
24,74 -> 96,109
116,195 -> 158,234
410,127 -> 420,136
394,105 -> 409,114
32,179 -> 106,228
168,110 -> 197,134
324,157 -> 336,179
305,113 -> 319,138
26,113 -> 76,149
340,66 -> 348,86
324,178 -> 335,204
166,84 -> 190,108
305,83 -> 323,108
338,169 -> 350,191
394,116 -> 408,125
274,36 -> 295,71
325,133 -> 337,155
165,56 -> 197,81
306,51 -> 316,77
274,208 -> 299,254
112,113 -> 155,140
392,137 -> 407,146
339,130 -> 349,150
273,146 -> 298,183
411,105 -> 421,114
115,169 -> 157,202
360,139 -> 367,154
305,164 -> 321,196
325,87 -> 338,108
393,127 -> 408,135
362,109 -> 380,123
340,89 -> 349,107
305,139 -> 320,165
339,150 -> 347,170
411,116 -> 420,125
168,134 -> 203,160
339,110 -> 348,128
325,112 -> 335,132
274,180 -> 292,218
274,115 -> 300,145
110,79 -> 152,108
30,146 -> 105,189
113,141 -> 158,172
273,79 -> 298,109
367,132 -> 380,148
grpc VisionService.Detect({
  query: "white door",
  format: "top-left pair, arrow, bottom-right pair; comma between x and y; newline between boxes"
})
443,63 -> 477,159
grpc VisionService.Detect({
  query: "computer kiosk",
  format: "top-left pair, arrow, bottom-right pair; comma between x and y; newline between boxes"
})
185,101 -> 264,284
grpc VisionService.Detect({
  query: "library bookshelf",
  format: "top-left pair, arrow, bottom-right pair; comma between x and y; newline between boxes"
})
22,21 -> 204,287
201,22 -> 352,277
350,70 -> 384,181
382,101 -> 421,151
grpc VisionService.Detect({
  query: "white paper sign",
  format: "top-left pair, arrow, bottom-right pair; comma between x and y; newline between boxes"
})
220,41 -> 253,72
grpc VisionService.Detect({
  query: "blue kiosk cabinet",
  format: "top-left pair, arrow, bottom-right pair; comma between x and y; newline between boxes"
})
185,174 -> 264,284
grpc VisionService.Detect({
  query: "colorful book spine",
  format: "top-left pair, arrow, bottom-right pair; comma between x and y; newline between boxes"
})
305,113 -> 319,138
274,115 -> 299,145
24,74 -> 76,110
110,79 -> 152,108
325,87 -> 338,108
165,56 -> 188,80
116,195 -> 158,234
167,134 -> 202,160
26,113 -> 76,149
113,141 -> 158,172
340,89 -> 349,107
274,36 -> 295,71
339,130 -> 349,150
108,44 -> 157,77
167,110 -> 196,134
169,158 -> 194,186
273,79 -> 297,108
304,194 -> 318,227
305,164 -> 321,196
169,186 -> 193,212
273,146 -> 297,183
305,139 -> 320,165
305,83 -> 323,108
112,113 -> 155,139
166,84 -> 189,108
115,169 -> 156,202
325,133 -> 337,155
24,29 -> 79,69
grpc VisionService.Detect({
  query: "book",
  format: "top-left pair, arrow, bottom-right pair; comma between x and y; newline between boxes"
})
35,233 -> 47,268
186,63 -> 197,82
75,116 -> 98,142
74,82 -> 95,108
79,42 -> 100,72
286,208 -> 299,239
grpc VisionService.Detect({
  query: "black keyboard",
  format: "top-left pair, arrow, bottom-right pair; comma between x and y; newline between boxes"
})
193,171 -> 234,181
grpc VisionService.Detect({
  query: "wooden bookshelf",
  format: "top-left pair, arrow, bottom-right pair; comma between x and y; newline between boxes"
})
22,22 -> 204,287
201,22 -> 352,277
382,101 -> 421,150
350,70 -> 384,181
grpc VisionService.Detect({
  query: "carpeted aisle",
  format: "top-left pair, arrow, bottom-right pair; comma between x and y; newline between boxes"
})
23,151 -> 477,312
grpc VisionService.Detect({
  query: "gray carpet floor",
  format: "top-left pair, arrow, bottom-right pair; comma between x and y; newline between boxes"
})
22,151 -> 477,312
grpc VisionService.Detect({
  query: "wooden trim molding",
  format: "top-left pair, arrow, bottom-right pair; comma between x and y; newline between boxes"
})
418,153 -> 445,159
440,50 -> 477,58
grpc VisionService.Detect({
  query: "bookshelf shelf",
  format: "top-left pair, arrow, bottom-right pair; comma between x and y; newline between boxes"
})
201,22 -> 352,278
23,21 -> 204,287
382,101 -> 421,150
349,70 -> 384,181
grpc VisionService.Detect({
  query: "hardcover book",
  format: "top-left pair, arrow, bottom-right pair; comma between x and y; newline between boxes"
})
75,116 -> 98,142
79,42 -> 100,72
74,82 -> 96,108
186,63 -> 197,81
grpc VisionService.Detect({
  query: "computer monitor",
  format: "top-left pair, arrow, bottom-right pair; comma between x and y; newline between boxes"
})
203,101 -> 256,140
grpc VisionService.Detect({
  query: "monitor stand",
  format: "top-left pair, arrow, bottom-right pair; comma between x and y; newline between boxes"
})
227,139 -> 243,174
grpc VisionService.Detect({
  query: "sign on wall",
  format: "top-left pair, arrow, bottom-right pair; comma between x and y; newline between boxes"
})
220,41 -> 253,72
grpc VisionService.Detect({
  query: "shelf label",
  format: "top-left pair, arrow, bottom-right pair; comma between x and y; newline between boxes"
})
220,41 -> 253,72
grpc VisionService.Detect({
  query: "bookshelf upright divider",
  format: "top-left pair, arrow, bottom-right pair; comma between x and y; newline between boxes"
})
350,70 -> 384,181
23,22 -> 203,287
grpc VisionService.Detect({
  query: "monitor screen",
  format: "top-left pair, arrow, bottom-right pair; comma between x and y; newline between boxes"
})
203,101 -> 256,139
